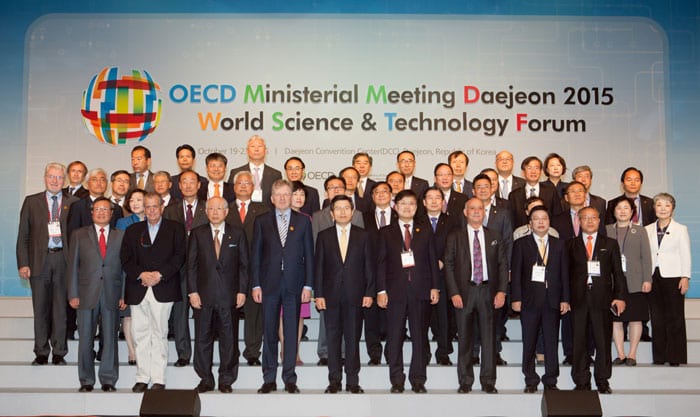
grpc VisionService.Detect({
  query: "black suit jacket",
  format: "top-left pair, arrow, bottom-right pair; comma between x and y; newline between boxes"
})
508,182 -> 562,228
129,171 -> 155,192
511,235 -> 570,310
567,235 -> 627,310
362,208 -> 398,237
486,204 -> 514,267
605,194 -> 656,226
170,173 -> 208,200
354,178 -> 376,213
187,222 -> 249,307
163,198 -> 209,235
227,164 -> 282,208
67,197 -> 123,238
121,218 -> 186,304
444,190 -> 468,227
314,225 -> 375,306
409,176 -> 430,200
444,226 -> 508,300
376,219 -> 439,301
197,181 -> 236,204
453,178 -> 474,199
420,212 -> 459,290
63,185 -> 90,200
300,184 -> 321,216
551,209 -> 606,241
225,200 -> 270,251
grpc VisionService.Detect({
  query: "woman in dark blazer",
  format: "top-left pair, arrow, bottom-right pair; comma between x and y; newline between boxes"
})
542,153 -> 568,198
606,197 -> 652,366
645,193 -> 691,366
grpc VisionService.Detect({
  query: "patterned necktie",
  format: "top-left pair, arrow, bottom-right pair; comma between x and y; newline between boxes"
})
403,223 -> 411,251
473,230 -> 483,284
136,174 -> 145,190
586,235 -> 593,260
632,200 -> 640,224
278,213 -> 288,246
185,204 -> 193,232
456,181 -> 462,193
501,179 -> 509,199
214,183 -> 221,197
99,228 -> 107,259
530,187 -> 536,198
539,238 -> 547,265
379,210 -> 386,227
430,216 -> 438,232
357,180 -> 364,198
339,226 -> 348,262
214,229 -> 221,259
50,196 -> 61,244
239,201 -> 246,222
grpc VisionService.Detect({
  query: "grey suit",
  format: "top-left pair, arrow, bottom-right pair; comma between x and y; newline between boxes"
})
67,225 -> 124,386
16,191 -> 78,358
129,170 -> 155,193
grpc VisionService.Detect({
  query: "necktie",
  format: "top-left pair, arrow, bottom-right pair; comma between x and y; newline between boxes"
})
539,238 -> 547,265
573,212 -> 580,236
586,235 -> 593,260
239,201 -> 246,222
442,198 -> 448,213
50,196 -> 61,245
214,183 -> 221,197
632,201 -> 640,224
403,223 -> 411,251
530,187 -> 536,198
185,204 -> 193,232
339,226 -> 348,262
430,216 -> 438,232
254,167 -> 261,190
483,206 -> 489,226
501,179 -> 509,199
379,210 -> 386,227
456,181 -> 462,193
473,230 -> 483,284
214,229 -> 221,259
278,213 -> 288,246
357,180 -> 364,198
114,198 -> 121,206
69,187 -> 75,195
137,174 -> 145,190
99,228 -> 107,259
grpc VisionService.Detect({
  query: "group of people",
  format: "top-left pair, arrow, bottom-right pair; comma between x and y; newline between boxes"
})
16,134 -> 691,396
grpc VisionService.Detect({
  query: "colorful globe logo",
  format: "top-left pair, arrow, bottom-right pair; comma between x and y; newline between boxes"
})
80,67 -> 162,145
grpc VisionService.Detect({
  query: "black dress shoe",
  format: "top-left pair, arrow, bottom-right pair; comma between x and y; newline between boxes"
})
524,384 -> 537,393
247,358 -> 262,366
411,383 -> 427,393
257,382 -> 277,393
79,384 -> 93,392
496,354 -> 507,366
640,334 -> 652,342
52,355 -> 66,365
470,356 -> 480,365
390,383 -> 405,393
195,382 -> 214,393
562,356 -> 573,365
151,383 -> 166,390
597,385 -> 612,394
219,384 -> 233,393
101,384 -> 116,392
544,384 -> 559,391
612,357 -> 626,365
132,382 -> 148,393
174,358 -> 189,367
346,385 -> 364,394
324,383 -> 341,393
285,383 -> 300,393
457,384 -> 472,393
670,363 -> 680,367
32,355 -> 48,365
436,357 -> 453,366
574,383 -> 592,391
368,357 -> 381,366
317,358 -> 328,366
482,384 -> 498,394
128,359 -> 137,366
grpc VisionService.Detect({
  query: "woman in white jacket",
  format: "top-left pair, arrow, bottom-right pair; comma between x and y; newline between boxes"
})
645,193 -> 691,366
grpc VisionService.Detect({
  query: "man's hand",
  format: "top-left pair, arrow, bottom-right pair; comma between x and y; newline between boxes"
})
69,298 -> 80,309
430,289 -> 440,305
236,293 -> 246,308
377,293 -> 388,309
18,267 -> 31,280
511,301 -> 521,312
494,291 -> 506,309
189,292 -> 202,309
451,294 -> 463,309
301,288 -> 312,303
252,288 -> 262,303
560,302 -> 570,314
362,297 -> 373,308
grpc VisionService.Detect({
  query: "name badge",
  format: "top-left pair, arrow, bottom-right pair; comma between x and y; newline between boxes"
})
48,221 -> 62,238
620,254 -> 627,272
251,189 -> 263,202
531,264 -> 546,283
401,250 -> 415,268
587,260 -> 601,284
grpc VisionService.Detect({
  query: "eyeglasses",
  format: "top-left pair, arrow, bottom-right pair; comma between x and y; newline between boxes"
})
46,175 -> 65,181
92,207 -> 112,213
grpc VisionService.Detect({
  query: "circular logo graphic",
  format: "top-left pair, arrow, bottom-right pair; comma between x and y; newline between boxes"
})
81,67 -> 162,145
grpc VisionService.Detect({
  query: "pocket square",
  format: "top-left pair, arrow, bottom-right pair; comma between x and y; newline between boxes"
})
228,243 -> 237,248
490,240 -> 498,246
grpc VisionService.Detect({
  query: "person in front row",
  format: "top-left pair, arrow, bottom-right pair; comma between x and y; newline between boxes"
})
376,190 -> 440,394
511,205 -> 570,393
567,206 -> 626,394
188,196 -> 248,393
314,195 -> 375,394
444,198 -> 508,394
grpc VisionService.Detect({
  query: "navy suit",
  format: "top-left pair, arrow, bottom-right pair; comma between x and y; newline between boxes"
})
511,235 -> 569,387
508,182 -> 562,228
252,209 -> 314,384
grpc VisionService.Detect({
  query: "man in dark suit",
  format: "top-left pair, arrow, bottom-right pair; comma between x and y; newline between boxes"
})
17,162 -> 78,365
605,167 -> 656,226
567,206 -> 627,394
495,150 -> 525,199
314,195 -> 375,394
252,180 -> 314,394
444,198 -> 508,394
109,170 -> 131,215
422,186 -> 458,365
284,157 -> 320,215
153,171 -> 176,207
376,190 -> 440,394
187,196 -> 249,393
511,205 -> 570,393
121,192 -> 186,392
339,166 -> 372,213
129,145 -> 155,192
199,152 -> 236,203
226,170 -> 269,366
353,152 -> 376,212
63,160 -> 90,200
434,163 -> 468,227
481,168 -> 511,210
570,165 -> 606,218
227,135 -> 282,208
449,150 -> 474,198
163,170 -> 209,367
171,144 -> 208,200
397,150 -> 429,199
508,156 -> 562,228
66,197 -> 124,392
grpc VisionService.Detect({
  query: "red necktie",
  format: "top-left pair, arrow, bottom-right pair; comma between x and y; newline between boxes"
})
403,223 -> 411,251
99,228 -> 107,259
239,201 -> 246,222
185,204 -> 194,233
586,235 -> 593,260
